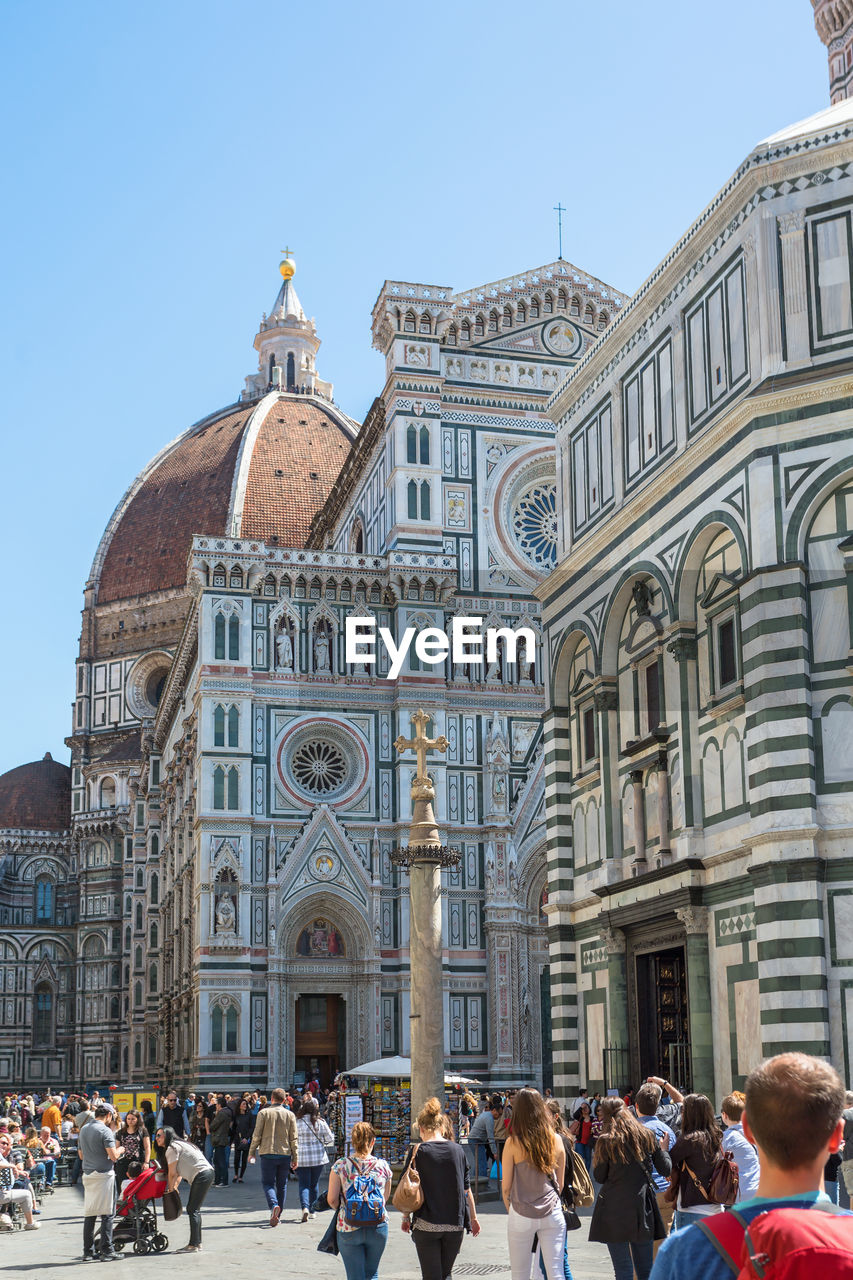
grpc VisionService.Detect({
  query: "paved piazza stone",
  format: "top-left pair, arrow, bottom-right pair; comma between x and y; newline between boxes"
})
6,1178 -> 616,1278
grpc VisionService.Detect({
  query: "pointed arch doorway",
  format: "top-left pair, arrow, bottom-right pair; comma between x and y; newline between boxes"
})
294,994 -> 346,1088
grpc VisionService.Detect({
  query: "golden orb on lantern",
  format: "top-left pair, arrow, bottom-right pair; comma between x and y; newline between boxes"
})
279,257 -> 296,280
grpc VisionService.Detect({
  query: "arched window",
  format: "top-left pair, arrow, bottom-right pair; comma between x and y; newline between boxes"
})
34,983 -> 53,1047
149,922 -> 158,948
134,1039 -> 141,1067
228,616 -> 239,661
214,704 -> 225,746
228,706 -> 239,747
212,563 -> 227,588
447,325 -> 457,345
419,313 -> 431,334
404,310 -> 416,333
229,566 -> 243,589
213,765 -> 225,810
268,354 -> 276,383
570,295 -> 580,317
227,767 -> 239,811
419,426 -> 430,465
407,480 -> 418,520
134,982 -> 142,1008
558,288 -> 568,309
544,292 -> 554,313
474,315 -> 484,337
488,310 -> 498,332
122,1046 -> 128,1076
517,301 -> 526,323
136,867 -> 144,889
530,296 -> 540,318
150,833 -> 159,859
150,872 -> 159,906
124,925 -> 131,951
134,945 -> 143,970
352,523 -> 364,553
420,481 -> 431,521
35,878 -> 54,924
148,1034 -> 156,1064
100,777 -> 116,808
286,352 -> 296,390
211,1005 -> 223,1052
460,320 -> 471,342
502,305 -> 512,329
584,302 -> 594,325
149,963 -> 157,994
407,425 -> 417,464
214,613 -> 226,660
110,995 -> 120,1020
226,1006 -> 238,1053
135,902 -> 143,931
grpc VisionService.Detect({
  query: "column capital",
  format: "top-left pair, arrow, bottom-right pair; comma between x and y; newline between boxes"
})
667,634 -> 698,662
601,925 -> 627,955
676,905 -> 709,935
777,209 -> 806,236
593,687 -> 619,713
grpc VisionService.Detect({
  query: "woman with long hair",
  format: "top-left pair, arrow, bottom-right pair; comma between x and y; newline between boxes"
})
116,1110 -> 150,1186
589,1097 -> 671,1280
232,1098 -> 255,1185
154,1126 -> 214,1253
459,1092 -> 476,1138
327,1120 -> 392,1280
294,1096 -> 334,1220
399,1096 -> 481,1280
539,1099 -> 576,1280
501,1087 -> 567,1280
667,1093 -> 725,1231
189,1099 -> 209,1152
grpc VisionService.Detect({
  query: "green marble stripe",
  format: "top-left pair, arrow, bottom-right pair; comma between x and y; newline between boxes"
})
758,936 -> 826,961
758,973 -> 827,993
749,763 -> 816,788
760,1006 -> 829,1025
762,1038 -> 831,1056
747,733 -> 813,759
739,581 -> 808,607
750,792 -> 816,816
755,899 -> 823,923
742,645 -> 810,676
740,615 -> 808,646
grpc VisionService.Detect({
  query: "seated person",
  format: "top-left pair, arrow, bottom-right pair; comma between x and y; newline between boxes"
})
0,1135 -> 38,1230
119,1161 -> 143,1199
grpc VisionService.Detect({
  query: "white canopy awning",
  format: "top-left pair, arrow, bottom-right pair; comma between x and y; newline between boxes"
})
340,1055 -> 480,1085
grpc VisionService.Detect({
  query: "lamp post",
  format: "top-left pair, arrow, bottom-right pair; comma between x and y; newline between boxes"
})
391,709 -> 460,1119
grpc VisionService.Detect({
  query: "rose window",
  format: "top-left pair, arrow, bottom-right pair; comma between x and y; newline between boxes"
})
291,740 -> 347,795
511,482 -> 558,568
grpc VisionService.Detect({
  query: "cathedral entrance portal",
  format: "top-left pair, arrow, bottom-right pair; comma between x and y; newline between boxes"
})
294,994 -> 346,1089
634,946 -> 690,1089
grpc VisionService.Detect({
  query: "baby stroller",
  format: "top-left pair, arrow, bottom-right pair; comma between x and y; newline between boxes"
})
98,1166 -> 169,1255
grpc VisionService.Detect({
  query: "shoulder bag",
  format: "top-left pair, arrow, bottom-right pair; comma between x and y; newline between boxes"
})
636,1150 -> 668,1241
392,1144 -> 423,1214
548,1170 -> 581,1232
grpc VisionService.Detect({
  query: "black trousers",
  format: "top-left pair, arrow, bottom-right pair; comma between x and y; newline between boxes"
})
83,1214 -> 114,1256
186,1169 -> 214,1246
412,1228 -> 464,1280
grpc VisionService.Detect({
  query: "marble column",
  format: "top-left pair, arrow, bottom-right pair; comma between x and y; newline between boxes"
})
630,769 -> 646,871
677,907 -> 714,1097
602,925 -> 629,1088
778,209 -> 809,363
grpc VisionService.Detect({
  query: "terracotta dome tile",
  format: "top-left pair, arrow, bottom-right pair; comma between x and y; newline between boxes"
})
0,753 -> 71,832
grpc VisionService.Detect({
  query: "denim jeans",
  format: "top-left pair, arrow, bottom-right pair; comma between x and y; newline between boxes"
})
259,1153 -> 291,1211
204,1134 -> 213,1163
297,1164 -> 323,1211
83,1214 -> 114,1257
212,1144 -> 230,1185
575,1142 -> 592,1172
606,1240 -> 653,1280
337,1221 -> 388,1280
186,1169 -> 214,1247
672,1208 -> 717,1231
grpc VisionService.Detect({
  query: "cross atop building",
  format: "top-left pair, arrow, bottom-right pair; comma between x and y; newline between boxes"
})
394,709 -> 448,783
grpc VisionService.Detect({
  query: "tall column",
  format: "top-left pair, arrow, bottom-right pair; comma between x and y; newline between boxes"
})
393,711 -> 459,1119
677,907 -> 714,1097
602,925 -> 629,1089
777,210 -> 810,364
630,769 -> 646,870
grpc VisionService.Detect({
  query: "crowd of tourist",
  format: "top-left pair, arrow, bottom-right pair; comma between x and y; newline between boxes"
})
1,1053 -> 851,1275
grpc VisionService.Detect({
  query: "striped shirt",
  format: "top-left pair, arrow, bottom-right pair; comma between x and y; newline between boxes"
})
295,1116 -> 334,1167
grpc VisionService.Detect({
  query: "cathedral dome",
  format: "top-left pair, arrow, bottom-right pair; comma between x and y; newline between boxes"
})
0,753 -> 71,832
92,393 -> 358,604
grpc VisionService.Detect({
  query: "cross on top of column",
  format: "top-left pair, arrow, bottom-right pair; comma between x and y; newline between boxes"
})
393,708 -> 448,782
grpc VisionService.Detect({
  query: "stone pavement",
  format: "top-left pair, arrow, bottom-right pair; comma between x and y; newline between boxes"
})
0,1173 -> 617,1278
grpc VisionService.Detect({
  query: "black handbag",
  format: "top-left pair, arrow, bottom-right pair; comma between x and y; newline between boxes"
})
638,1153 -> 668,1241
548,1171 -> 582,1232
162,1189 -> 182,1221
317,1209 -> 339,1256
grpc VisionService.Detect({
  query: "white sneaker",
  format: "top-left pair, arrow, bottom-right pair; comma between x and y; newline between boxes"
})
25,1222 -> 40,1231
308,1212 -> 316,1220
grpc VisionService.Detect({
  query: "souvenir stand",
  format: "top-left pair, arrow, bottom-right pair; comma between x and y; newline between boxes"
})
329,1056 -> 480,1163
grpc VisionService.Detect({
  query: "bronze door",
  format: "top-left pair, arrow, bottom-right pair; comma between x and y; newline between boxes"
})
635,946 -> 689,1087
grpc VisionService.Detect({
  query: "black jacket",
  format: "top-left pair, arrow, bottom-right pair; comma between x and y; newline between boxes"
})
589,1142 -> 671,1243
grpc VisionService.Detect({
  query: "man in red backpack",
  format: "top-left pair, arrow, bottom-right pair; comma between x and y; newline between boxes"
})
649,1052 -> 852,1279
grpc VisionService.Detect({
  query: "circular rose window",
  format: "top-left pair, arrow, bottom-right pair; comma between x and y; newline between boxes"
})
276,719 -> 370,808
511,481 -> 558,568
291,740 -> 347,796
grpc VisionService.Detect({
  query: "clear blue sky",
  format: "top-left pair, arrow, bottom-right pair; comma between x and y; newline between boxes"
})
0,0 -> 827,774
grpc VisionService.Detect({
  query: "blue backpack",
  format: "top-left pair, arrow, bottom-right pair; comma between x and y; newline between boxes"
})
343,1157 -> 385,1227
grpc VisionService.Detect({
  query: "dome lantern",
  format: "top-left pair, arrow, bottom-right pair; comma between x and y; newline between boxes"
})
243,254 -> 333,401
